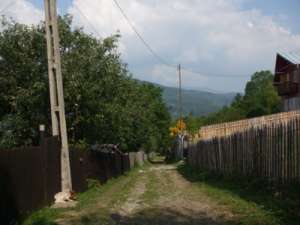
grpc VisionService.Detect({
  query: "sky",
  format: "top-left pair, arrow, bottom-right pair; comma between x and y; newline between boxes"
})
1,0 -> 300,93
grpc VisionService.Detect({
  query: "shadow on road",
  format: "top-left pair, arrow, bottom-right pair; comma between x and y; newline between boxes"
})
177,163 -> 300,225
110,207 -> 233,225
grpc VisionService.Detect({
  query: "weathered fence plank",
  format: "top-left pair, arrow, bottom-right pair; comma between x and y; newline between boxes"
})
188,110 -> 300,183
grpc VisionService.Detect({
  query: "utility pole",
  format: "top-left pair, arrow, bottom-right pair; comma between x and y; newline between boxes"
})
176,64 -> 184,160
178,64 -> 183,132
44,0 -> 72,200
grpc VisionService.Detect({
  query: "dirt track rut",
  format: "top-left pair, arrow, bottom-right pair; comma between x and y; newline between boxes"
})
110,164 -> 235,225
56,163 -> 237,225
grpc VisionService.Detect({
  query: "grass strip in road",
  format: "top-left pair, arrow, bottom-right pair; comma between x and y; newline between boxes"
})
141,170 -> 160,204
178,164 -> 300,225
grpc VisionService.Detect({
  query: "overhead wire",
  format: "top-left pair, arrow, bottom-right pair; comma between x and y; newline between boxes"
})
72,3 -> 105,39
180,67 -> 251,78
110,0 -> 251,79
0,0 -> 251,79
0,0 -> 17,15
111,0 -> 176,69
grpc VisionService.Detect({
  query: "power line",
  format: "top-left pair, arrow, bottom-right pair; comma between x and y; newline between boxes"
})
111,0 -> 176,68
111,0 -> 251,79
180,67 -> 251,78
50,0 -> 104,39
0,0 -> 17,15
0,0 -> 256,79
73,3 -> 105,39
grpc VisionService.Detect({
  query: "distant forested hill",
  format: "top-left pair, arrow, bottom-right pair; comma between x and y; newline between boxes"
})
159,85 -> 236,117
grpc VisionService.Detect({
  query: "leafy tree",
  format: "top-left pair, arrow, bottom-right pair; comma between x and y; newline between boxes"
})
185,71 -> 281,134
0,18 -> 48,147
0,15 -> 171,151
243,71 -> 280,117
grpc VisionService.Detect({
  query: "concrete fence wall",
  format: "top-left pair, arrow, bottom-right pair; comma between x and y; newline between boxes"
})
135,151 -> 145,166
129,152 -> 136,169
129,151 -> 147,168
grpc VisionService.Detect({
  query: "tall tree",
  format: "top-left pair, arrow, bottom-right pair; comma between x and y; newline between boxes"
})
0,15 -> 171,151
185,71 -> 281,134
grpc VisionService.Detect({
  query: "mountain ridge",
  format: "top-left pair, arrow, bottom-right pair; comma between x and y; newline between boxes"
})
157,84 -> 236,117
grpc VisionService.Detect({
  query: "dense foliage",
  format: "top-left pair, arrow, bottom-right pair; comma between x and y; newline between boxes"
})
0,15 -> 171,151
186,71 -> 281,134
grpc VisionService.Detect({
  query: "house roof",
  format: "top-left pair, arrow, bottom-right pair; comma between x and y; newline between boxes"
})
278,51 -> 300,65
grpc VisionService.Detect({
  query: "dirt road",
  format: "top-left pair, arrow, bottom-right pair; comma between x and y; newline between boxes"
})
56,163 -> 237,225
110,164 -> 236,225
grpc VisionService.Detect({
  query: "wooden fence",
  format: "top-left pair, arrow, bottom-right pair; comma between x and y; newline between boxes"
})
0,137 -> 147,224
188,110 -> 300,183
198,111 -> 300,140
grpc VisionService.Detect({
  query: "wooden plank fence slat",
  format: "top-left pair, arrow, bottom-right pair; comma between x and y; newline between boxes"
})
188,110 -> 300,184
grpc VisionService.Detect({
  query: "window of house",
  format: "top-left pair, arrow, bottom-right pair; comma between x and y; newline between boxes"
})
281,73 -> 289,82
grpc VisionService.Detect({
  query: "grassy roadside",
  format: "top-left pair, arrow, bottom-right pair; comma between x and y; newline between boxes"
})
22,167 -> 144,225
178,164 -> 300,225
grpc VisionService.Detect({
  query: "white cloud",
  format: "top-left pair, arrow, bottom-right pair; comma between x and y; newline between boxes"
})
145,64 -> 208,88
0,0 -> 43,25
1,0 -> 300,92
66,0 -> 300,92
247,22 -> 254,28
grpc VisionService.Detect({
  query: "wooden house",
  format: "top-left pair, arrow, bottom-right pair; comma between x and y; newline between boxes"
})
274,52 -> 300,111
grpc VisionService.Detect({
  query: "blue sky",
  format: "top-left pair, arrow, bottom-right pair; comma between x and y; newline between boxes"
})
31,0 -> 300,34
1,0 -> 300,92
241,0 -> 300,33
28,0 -> 69,14
30,0 -> 300,31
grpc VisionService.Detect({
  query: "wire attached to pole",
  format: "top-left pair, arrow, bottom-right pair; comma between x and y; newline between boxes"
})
0,0 -> 17,15
110,0 -> 251,79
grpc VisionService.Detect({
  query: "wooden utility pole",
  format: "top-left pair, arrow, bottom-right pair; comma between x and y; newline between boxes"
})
44,0 -> 72,196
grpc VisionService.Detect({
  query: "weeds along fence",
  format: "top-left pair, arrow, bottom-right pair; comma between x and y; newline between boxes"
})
188,110 -> 300,183
0,136 -> 147,224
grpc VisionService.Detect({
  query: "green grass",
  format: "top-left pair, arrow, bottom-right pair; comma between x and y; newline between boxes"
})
22,167 -> 143,225
178,164 -> 300,225
142,170 -> 160,204
22,207 -> 62,225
